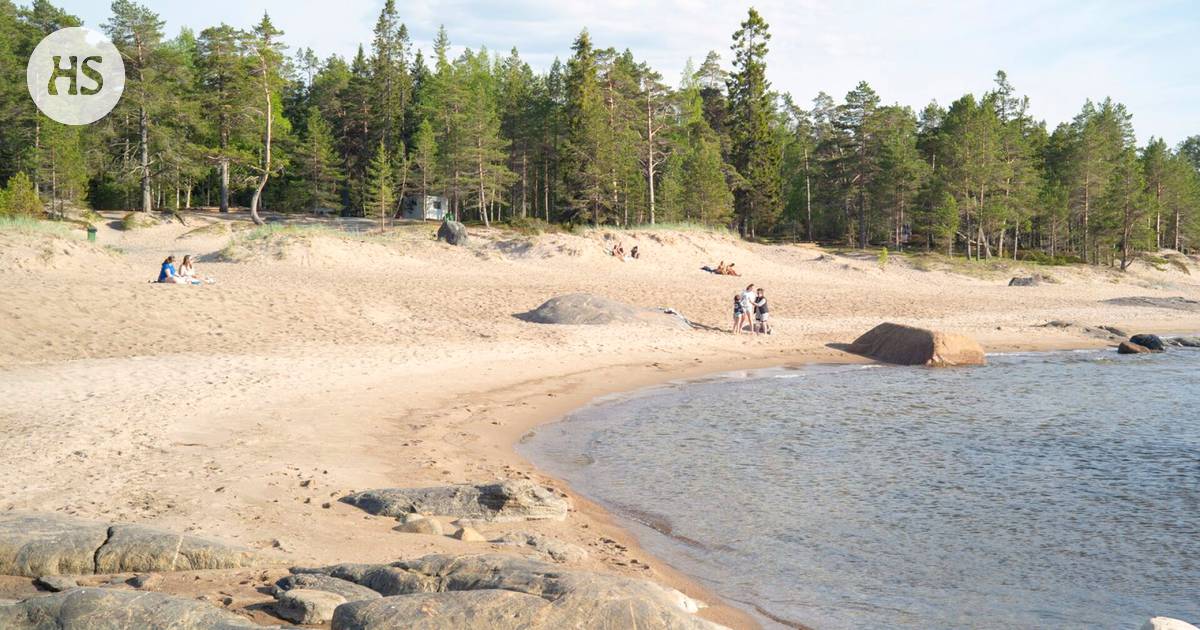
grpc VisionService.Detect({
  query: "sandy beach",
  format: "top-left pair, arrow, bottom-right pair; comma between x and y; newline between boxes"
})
3,211 -> 1200,628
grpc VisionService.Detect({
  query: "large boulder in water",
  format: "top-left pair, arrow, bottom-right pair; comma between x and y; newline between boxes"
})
1130,334 -> 1166,351
0,588 -> 272,629
340,480 -> 569,522
845,323 -> 986,367
1118,341 -> 1153,354
519,294 -> 692,330
437,220 -> 468,246
296,553 -> 719,629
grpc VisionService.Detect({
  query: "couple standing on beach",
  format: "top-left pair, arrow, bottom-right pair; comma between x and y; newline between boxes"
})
734,284 -> 771,335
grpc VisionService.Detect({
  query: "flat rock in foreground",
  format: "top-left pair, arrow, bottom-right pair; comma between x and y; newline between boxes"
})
519,293 -> 693,330
845,323 -> 986,367
341,480 -> 569,522
0,513 -> 264,577
296,553 -> 721,629
0,588 -> 272,629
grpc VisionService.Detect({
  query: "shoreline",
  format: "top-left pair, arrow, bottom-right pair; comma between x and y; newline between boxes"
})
486,333 -> 1162,629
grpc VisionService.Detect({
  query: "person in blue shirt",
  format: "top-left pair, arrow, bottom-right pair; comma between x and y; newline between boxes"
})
158,255 -> 181,283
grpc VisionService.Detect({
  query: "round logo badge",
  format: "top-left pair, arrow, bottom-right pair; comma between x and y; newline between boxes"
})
26,27 -> 125,126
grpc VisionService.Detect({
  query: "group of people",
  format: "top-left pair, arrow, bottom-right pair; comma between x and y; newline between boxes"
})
733,284 -> 771,335
713,261 -> 740,276
610,242 -> 640,260
157,255 -> 211,285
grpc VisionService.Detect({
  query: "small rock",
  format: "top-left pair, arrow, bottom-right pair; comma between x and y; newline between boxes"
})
394,516 -> 443,536
272,574 -> 381,602
129,573 -> 161,589
453,527 -> 486,542
1130,334 -> 1166,351
275,588 -> 345,625
1008,276 -> 1039,287
34,575 -> 78,592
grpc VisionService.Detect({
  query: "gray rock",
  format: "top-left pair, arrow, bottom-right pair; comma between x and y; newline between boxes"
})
331,589 -> 550,629
275,588 -> 345,625
94,523 -> 262,573
492,532 -> 588,564
1130,334 -> 1166,352
34,575 -> 78,592
1008,276 -> 1039,286
393,515 -> 443,536
0,513 -> 109,577
273,574 -> 381,602
437,220 -> 468,246
517,294 -> 693,330
298,553 -> 719,629
1103,296 -> 1200,312
0,588 -> 269,629
341,480 -> 569,522
1169,336 -> 1200,347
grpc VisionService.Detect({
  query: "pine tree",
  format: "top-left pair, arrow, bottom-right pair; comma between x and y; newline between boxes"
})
244,13 -> 288,225
196,24 -> 247,213
410,118 -> 438,204
295,107 -> 344,213
562,30 -> 609,224
0,171 -> 41,217
364,141 -> 393,227
727,9 -> 781,236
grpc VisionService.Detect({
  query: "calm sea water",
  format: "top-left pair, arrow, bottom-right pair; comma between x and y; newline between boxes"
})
519,348 -> 1200,630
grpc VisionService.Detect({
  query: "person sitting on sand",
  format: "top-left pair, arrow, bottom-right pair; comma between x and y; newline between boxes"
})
754,288 -> 772,335
177,255 -> 200,285
630,245 -> 640,260
612,242 -> 625,258
157,255 -> 186,284
716,261 -> 728,275
725,263 -> 741,277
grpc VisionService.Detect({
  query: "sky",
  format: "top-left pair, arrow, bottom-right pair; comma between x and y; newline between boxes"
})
54,0 -> 1200,145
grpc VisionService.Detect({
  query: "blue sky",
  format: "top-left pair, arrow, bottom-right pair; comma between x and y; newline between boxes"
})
54,0 -> 1199,145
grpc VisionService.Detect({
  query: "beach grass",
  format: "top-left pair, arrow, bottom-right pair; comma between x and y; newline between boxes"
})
0,216 -> 77,238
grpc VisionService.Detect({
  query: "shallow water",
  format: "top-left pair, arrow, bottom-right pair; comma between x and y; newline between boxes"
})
519,348 -> 1200,629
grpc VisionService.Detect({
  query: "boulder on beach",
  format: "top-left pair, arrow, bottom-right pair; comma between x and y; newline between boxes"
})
0,513 -> 263,577
0,588 -> 272,629
341,480 -> 570,522
1118,341 -> 1154,354
272,573 -> 382,602
1008,276 -> 1039,287
1102,296 -> 1200,312
296,553 -> 718,629
1169,336 -> 1200,348
1130,334 -> 1166,352
437,220 -> 468,246
518,293 -> 693,330
276,588 -> 346,625
845,323 -> 986,367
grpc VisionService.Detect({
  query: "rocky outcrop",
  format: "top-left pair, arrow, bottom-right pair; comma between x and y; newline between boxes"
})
1103,296 -> 1200,312
0,513 -> 264,577
1008,276 -> 1039,286
845,323 -> 986,367
1130,334 -> 1166,352
0,588 -> 270,629
1169,336 -> 1200,348
332,590 -> 550,629
437,220 -> 468,246
518,294 -> 693,330
276,588 -> 346,625
295,553 -> 719,629
1142,617 -> 1200,630
0,513 -> 109,577
272,573 -> 382,603
492,532 -> 588,563
341,480 -> 569,522
33,575 -> 77,592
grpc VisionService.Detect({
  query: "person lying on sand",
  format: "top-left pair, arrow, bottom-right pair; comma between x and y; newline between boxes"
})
715,261 -> 728,274
754,288 -> 772,335
612,242 -> 625,258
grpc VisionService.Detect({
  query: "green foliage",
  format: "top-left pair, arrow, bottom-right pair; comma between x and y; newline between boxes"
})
364,141 -> 394,221
0,172 -> 42,217
877,246 -> 889,270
